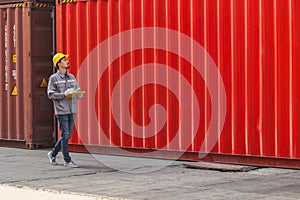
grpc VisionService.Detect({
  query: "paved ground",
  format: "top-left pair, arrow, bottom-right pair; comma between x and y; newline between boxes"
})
1,147 -> 300,200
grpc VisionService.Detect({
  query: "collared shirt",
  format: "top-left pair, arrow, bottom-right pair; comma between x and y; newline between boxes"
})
47,71 -> 81,115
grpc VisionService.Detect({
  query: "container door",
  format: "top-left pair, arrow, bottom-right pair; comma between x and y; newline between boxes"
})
0,5 -> 24,146
27,7 -> 54,149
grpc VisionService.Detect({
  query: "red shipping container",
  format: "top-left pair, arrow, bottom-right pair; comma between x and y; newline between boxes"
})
56,0 -> 300,168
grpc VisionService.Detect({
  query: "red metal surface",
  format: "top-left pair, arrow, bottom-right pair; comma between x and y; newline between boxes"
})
56,0 -> 300,165
0,2 -> 54,148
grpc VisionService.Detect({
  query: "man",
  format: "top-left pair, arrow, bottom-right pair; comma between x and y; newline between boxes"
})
47,53 -> 83,168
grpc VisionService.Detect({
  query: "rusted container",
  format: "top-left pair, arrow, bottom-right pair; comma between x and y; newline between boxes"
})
0,1 -> 54,149
0,0 -> 24,4
0,0 -> 54,5
56,0 -> 300,168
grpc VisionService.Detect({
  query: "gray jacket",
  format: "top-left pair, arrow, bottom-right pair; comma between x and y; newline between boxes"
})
47,71 -> 82,115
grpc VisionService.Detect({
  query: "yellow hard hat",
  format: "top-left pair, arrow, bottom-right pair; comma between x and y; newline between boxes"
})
53,53 -> 69,68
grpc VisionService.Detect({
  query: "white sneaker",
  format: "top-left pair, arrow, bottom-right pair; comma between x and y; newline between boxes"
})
64,161 -> 79,168
47,151 -> 58,165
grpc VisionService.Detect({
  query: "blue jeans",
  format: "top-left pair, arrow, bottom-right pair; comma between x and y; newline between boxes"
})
51,114 -> 75,163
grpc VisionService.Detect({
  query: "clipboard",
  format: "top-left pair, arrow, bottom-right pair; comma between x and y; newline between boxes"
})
66,91 -> 86,98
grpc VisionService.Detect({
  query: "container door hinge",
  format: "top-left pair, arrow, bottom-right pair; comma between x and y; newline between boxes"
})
29,93 -> 32,98
28,11 -> 31,16
28,52 -> 31,57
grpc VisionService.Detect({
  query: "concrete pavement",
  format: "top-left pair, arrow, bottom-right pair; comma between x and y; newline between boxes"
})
1,147 -> 300,200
